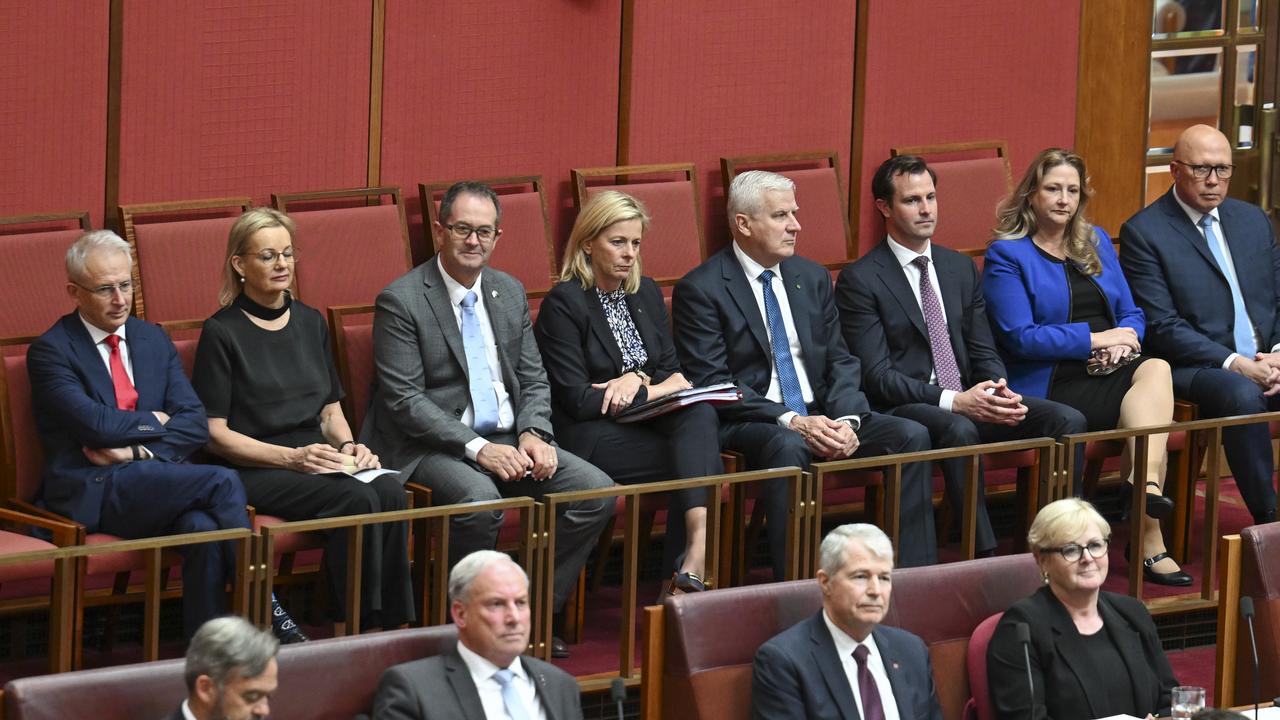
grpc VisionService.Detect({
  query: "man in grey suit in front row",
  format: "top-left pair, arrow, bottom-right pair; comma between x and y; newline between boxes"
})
363,181 -> 613,657
373,551 -> 583,720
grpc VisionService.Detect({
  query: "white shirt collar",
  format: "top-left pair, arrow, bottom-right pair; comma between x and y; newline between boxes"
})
732,240 -> 781,282
437,255 -> 486,307
1171,187 -> 1221,228
180,699 -> 197,720
456,639 -> 528,685
822,609 -> 881,659
78,313 -> 126,346
885,236 -> 933,269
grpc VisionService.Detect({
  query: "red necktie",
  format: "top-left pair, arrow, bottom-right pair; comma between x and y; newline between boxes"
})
103,335 -> 138,411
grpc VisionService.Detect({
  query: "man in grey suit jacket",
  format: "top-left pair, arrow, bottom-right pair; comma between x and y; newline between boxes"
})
167,616 -> 279,720
363,182 -> 612,655
372,551 -> 583,720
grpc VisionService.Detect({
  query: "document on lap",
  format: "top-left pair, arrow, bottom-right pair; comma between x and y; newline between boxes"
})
321,468 -> 400,484
614,382 -> 741,423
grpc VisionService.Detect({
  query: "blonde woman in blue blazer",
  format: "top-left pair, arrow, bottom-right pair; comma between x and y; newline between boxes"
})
983,148 -> 1189,586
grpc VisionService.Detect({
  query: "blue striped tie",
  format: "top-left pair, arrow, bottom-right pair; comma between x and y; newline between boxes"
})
460,291 -> 500,434
759,270 -> 807,416
1200,214 -> 1257,358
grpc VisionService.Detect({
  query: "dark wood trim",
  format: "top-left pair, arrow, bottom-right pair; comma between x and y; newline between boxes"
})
891,140 -> 1014,188
616,0 -> 637,165
366,0 -> 386,188
0,211 -> 92,231
103,0 -> 124,231
272,185 -> 413,272
1074,0 -> 1152,235
848,0 -> 870,254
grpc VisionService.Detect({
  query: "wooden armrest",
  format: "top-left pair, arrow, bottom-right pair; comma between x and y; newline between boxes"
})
246,504 -> 257,524
1173,400 -> 1198,421
405,481 -> 432,507
0,506 -> 82,546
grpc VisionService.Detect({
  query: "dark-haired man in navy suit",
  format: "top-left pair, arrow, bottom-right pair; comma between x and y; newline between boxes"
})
1120,124 -> 1280,525
751,523 -> 943,720
27,231 -> 298,640
838,155 -> 1086,556
673,170 -> 937,574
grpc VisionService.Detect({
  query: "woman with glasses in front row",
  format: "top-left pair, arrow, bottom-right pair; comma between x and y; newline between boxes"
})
985,498 -> 1179,720
192,208 -> 412,632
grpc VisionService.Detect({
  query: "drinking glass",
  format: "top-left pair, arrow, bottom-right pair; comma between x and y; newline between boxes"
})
1171,685 -> 1206,719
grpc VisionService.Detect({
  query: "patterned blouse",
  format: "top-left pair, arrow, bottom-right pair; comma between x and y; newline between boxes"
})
596,286 -> 648,372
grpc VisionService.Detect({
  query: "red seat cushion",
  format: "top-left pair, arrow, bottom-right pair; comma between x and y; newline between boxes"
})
0,531 -> 58,584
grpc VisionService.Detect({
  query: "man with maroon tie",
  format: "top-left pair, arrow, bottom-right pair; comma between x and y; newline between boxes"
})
750,524 -> 942,720
26,231 -> 272,639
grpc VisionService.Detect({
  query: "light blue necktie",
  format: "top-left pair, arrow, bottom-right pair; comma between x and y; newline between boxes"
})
493,668 -> 531,720
1200,214 -> 1257,358
758,270 -> 807,416
460,291 -> 500,434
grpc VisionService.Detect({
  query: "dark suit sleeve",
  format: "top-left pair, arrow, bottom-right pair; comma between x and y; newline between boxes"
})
145,333 -> 210,461
812,268 -> 871,420
370,664 -> 427,720
1264,212 -> 1280,349
1119,217 -> 1234,367
507,285 -> 556,437
750,641 -> 812,720
986,603 -> 1053,720
836,263 -> 945,408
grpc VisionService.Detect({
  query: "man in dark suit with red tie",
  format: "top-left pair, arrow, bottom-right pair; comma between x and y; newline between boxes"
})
751,523 -> 943,720
27,231 -> 271,639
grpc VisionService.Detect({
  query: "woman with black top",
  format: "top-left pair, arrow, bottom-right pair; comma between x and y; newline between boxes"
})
983,148 -> 1189,586
193,207 -> 412,628
534,190 -> 721,593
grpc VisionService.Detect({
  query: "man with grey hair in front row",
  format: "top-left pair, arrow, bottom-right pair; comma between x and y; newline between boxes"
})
372,550 -> 582,719
751,524 -> 943,719
168,616 -> 279,720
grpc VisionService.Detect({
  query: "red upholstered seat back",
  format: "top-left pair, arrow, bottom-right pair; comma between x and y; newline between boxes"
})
586,180 -> 703,283
3,624 -> 459,720
785,166 -> 851,266
2,351 -> 44,504
0,229 -> 82,338
133,216 -> 238,323
924,157 -> 1011,254
291,204 -> 411,314
331,310 -> 375,435
1236,522 -> 1280,701
965,612 -> 1003,720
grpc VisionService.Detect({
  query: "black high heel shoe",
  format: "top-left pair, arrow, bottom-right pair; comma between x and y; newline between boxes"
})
1120,482 -> 1174,520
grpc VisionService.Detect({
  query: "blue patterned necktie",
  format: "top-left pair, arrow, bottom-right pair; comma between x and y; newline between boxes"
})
460,291 -> 500,434
758,270 -> 807,416
493,668 -> 532,720
912,256 -> 964,391
1199,213 -> 1257,358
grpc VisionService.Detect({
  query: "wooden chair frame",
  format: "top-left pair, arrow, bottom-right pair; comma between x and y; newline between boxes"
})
720,150 -> 853,267
271,186 -> 414,282
0,210 -> 92,233
118,197 -> 253,320
569,163 -> 706,285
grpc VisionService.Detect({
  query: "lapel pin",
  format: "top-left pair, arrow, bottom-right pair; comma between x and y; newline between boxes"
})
491,290 -> 498,298
795,283 -> 801,289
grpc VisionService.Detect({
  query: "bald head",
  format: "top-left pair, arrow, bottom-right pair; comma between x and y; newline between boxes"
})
1170,124 -> 1233,213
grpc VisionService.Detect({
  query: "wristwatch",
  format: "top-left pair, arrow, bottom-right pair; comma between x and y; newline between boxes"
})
523,427 -> 554,443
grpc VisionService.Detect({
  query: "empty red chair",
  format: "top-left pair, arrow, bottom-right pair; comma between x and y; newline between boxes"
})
0,211 -> 92,339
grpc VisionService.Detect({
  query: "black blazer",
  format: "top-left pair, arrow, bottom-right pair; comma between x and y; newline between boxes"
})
835,241 -> 1007,409
533,277 -> 681,454
986,586 -> 1178,720
751,611 -> 943,720
672,247 -> 870,424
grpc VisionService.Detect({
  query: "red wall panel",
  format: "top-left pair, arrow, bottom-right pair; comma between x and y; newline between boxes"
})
380,1 -> 622,265
857,2 -> 1080,254
117,1 -> 371,206
0,3 -> 108,224
623,1 -> 857,254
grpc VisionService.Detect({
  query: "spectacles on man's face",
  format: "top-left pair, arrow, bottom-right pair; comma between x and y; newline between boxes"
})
443,223 -> 497,243
1042,538 -> 1109,562
1173,160 -> 1235,180
75,280 -> 133,299
238,248 -> 297,264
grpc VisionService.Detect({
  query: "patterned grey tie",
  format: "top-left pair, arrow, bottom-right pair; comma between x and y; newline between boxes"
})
912,256 -> 963,391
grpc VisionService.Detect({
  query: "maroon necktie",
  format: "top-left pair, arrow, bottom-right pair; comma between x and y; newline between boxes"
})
912,256 -> 963,392
103,335 -> 138,411
852,644 -> 886,720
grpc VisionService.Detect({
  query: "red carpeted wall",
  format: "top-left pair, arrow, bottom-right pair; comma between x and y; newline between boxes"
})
856,3 -> 1080,255
116,2 -> 372,206
379,1 -> 622,265
621,0 -> 857,255
0,3 -> 109,224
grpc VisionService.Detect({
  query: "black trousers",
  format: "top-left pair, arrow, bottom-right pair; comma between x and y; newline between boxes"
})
719,411 -> 938,575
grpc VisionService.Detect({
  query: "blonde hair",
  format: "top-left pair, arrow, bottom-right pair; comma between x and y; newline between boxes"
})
1027,498 -> 1110,552
218,207 -> 296,307
559,190 -> 650,294
993,148 -> 1101,276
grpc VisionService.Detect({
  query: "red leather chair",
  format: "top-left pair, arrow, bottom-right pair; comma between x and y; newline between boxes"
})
889,141 -> 1013,260
0,211 -> 91,341
964,612 -> 1003,720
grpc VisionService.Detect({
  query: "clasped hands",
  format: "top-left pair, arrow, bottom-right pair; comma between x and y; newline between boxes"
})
789,415 -> 859,459
1088,327 -> 1141,371
953,379 -> 1027,426
1234,352 -> 1280,397
289,442 -> 380,474
476,432 -> 558,482
592,370 -> 694,416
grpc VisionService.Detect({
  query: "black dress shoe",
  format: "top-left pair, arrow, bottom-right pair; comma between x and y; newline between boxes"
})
1142,552 -> 1193,587
1254,509 -> 1277,525
1119,482 -> 1174,520
550,635 -> 570,659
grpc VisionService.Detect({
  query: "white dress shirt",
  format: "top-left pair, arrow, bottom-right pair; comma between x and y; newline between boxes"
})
180,699 -> 197,720
822,611 -> 901,720
437,257 -> 516,460
1171,191 -> 1274,367
884,237 -> 958,412
79,314 -> 135,384
456,640 -> 548,720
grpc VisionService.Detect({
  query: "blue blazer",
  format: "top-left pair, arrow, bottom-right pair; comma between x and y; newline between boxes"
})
27,313 -> 210,530
1119,188 -> 1280,368
751,611 -> 943,720
982,228 -> 1144,398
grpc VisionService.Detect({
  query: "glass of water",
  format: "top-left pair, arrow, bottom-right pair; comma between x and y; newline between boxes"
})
1171,685 -> 1206,719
